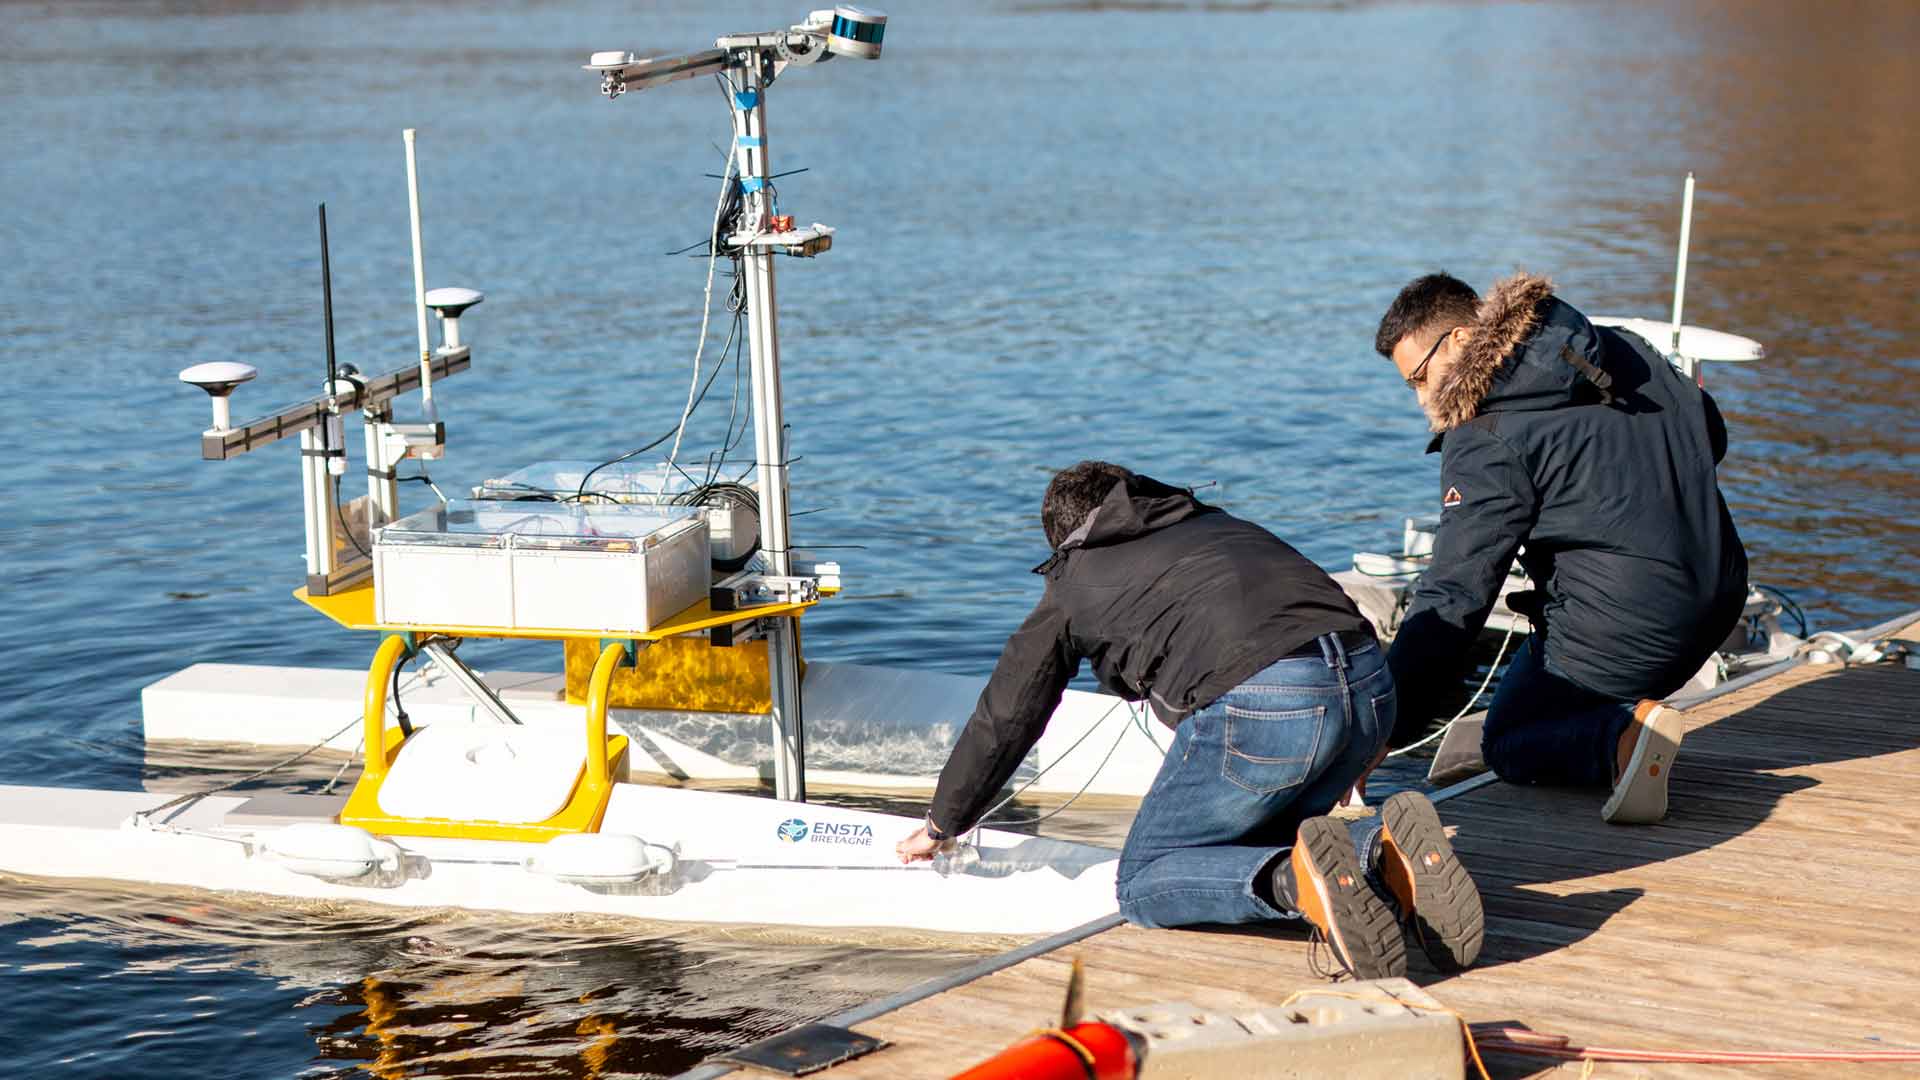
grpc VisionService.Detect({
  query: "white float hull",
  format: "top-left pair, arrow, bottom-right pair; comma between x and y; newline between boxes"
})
141,660 -> 1172,799
0,782 -> 1120,936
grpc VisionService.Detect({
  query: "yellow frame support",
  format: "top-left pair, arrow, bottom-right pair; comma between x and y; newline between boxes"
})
339,635 -> 632,842
359,634 -> 410,783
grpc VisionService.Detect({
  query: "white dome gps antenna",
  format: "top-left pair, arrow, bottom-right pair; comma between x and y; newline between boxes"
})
178,361 -> 258,433
425,287 -> 485,351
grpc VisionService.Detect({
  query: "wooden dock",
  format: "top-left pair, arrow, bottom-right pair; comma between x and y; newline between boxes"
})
700,617 -> 1920,1078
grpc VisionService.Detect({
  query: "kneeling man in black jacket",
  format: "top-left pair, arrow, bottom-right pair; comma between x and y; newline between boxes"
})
896,461 -> 1483,978
1374,272 -> 1749,824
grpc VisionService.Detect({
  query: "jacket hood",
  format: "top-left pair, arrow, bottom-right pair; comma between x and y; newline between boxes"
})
1034,474 -> 1210,573
1423,272 -> 1611,433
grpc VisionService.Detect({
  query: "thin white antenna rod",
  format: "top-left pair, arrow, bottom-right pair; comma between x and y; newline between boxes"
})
1670,172 -> 1696,379
403,128 -> 435,421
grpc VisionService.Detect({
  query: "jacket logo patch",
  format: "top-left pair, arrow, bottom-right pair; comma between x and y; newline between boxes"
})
1442,486 -> 1463,509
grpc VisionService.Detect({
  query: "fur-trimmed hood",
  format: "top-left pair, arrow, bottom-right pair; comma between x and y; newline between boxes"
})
1423,272 -> 1608,433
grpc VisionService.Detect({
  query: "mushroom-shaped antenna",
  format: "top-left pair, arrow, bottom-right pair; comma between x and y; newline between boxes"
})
179,361 -> 259,432
425,287 -> 484,351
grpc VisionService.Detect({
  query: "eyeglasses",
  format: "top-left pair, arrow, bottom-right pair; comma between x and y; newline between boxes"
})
1406,328 -> 1459,390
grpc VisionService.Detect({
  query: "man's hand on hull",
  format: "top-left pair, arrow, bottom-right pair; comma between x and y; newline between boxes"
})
895,824 -> 954,864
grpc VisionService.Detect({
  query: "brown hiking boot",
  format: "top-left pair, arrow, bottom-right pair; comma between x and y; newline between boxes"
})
1378,791 -> 1484,971
1604,700 -> 1684,825
1281,816 -> 1406,980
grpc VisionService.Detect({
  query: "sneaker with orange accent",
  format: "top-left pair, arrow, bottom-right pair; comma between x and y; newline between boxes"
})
1602,700 -> 1684,825
1280,816 -> 1406,980
1377,791 -> 1484,971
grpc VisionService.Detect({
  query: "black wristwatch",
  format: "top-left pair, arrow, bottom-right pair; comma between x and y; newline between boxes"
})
924,813 -> 957,842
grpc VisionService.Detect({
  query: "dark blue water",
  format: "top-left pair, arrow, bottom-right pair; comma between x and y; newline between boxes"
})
3,1 -> 1916,1075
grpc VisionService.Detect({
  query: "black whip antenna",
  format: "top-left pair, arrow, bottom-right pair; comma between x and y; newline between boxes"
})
318,203 -> 338,394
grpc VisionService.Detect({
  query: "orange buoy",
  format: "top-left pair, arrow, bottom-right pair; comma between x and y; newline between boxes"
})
947,1021 -> 1138,1080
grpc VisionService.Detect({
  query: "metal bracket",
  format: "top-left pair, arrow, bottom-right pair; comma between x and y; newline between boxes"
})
711,571 -> 820,613
708,617 -> 777,650
418,640 -> 524,726
599,638 -> 650,669
729,223 -> 835,257
200,348 -> 469,461
790,556 -> 841,592
305,558 -> 373,598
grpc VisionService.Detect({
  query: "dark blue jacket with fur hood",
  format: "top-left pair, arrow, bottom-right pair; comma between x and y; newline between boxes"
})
1387,274 -> 1749,746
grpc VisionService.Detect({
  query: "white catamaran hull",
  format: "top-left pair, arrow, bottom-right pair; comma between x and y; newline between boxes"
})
0,782 -> 1120,937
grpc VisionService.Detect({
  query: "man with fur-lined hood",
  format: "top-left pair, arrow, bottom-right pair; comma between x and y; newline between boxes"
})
1373,272 -> 1748,824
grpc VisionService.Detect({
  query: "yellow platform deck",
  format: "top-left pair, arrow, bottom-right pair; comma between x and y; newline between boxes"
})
295,578 -> 814,642
748,617 -> 1920,1079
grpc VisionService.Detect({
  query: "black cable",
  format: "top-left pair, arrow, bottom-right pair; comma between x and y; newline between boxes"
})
702,167 -> 809,182
573,429 -> 682,502
1755,583 -> 1809,638
332,474 -> 372,559
574,300 -> 743,501
711,298 -> 751,482
394,466 -> 448,505
580,77 -> 764,511
671,480 -> 761,571
391,647 -> 414,737
671,480 -> 759,514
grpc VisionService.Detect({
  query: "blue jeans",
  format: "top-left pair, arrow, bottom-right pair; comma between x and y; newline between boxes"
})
1482,635 -> 1634,789
1116,635 -> 1395,929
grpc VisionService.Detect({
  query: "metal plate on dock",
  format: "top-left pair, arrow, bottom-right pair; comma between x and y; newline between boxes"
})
714,1023 -> 887,1076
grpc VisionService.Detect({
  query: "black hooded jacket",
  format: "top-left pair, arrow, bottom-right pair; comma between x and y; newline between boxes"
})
1387,274 -> 1749,747
929,475 -> 1371,834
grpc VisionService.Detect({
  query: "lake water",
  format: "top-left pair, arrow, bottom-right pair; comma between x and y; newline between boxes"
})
2,1 -> 1915,1075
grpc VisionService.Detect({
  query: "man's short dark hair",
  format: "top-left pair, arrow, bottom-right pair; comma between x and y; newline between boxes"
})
1374,273 -> 1480,357
1042,461 -> 1133,548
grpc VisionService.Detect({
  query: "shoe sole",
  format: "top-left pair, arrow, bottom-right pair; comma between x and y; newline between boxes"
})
1603,706 -> 1684,825
1379,791 -> 1484,971
1292,817 -> 1406,980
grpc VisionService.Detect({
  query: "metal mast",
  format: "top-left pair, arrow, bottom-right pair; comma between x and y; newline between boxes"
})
587,8 -> 888,802
729,54 -> 807,802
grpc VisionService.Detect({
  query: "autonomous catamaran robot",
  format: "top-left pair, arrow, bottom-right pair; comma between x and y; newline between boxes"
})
0,9 -> 1135,937
137,8 -> 1166,810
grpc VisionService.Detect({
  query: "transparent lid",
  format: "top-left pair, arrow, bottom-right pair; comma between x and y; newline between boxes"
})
476,460 -> 694,501
378,499 -> 702,552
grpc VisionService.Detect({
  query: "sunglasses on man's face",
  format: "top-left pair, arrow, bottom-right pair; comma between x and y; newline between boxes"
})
1406,328 -> 1459,390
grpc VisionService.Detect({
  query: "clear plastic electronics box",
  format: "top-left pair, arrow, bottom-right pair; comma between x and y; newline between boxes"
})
475,460 -> 757,566
373,500 -> 711,634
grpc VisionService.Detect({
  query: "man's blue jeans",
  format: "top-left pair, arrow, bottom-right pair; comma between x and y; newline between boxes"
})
1116,635 -> 1394,929
1482,635 -> 1634,789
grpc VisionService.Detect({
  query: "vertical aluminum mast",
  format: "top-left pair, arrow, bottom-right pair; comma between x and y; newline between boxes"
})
586,7 -> 887,802
729,54 -> 807,801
